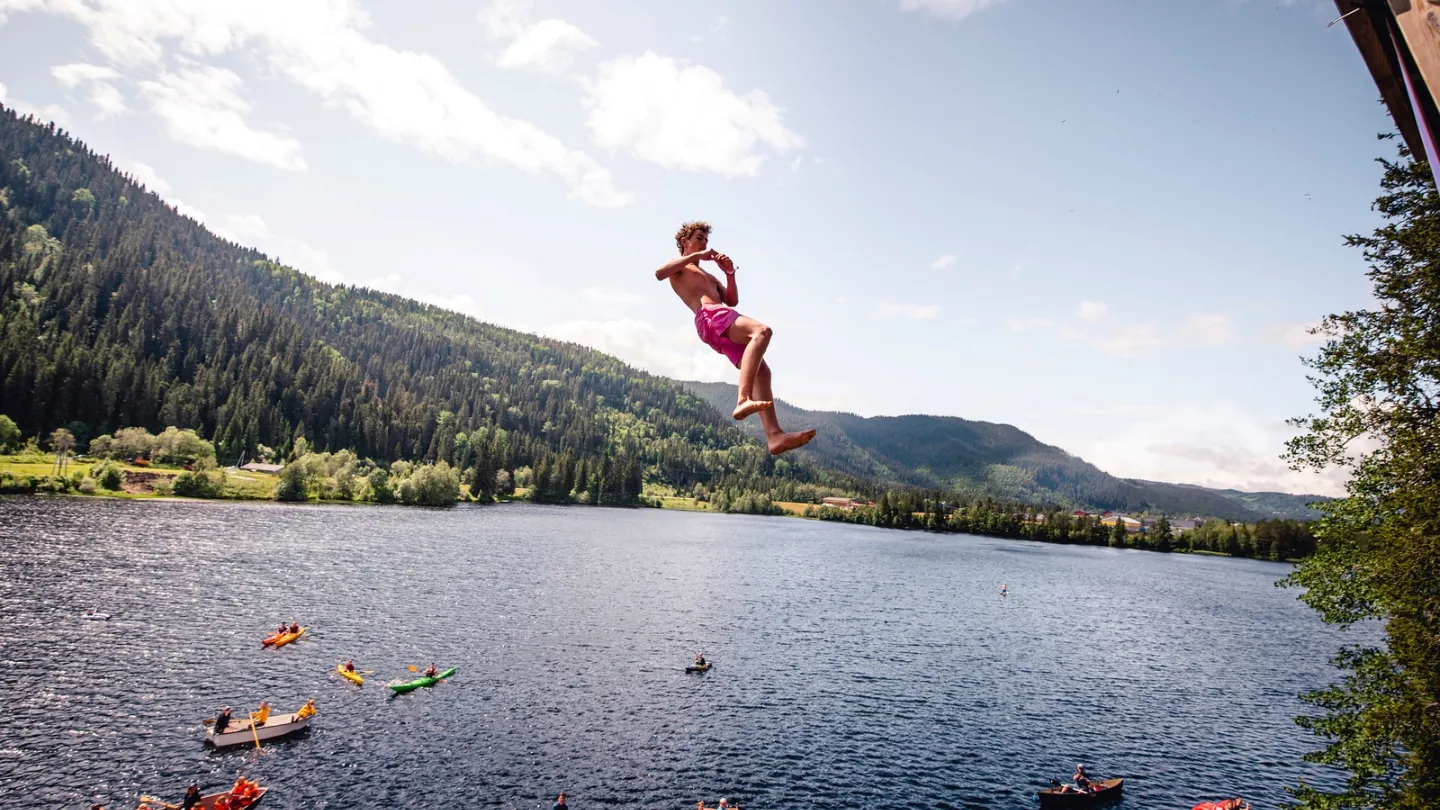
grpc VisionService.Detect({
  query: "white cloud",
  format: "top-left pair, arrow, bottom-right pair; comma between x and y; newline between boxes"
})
290,240 -> 343,284
581,287 -> 644,306
1182,313 -> 1234,346
127,161 -> 171,196
1005,316 -> 1053,332
1074,300 -> 1107,321
124,161 -> 208,223
1074,402 -> 1350,497
52,62 -> 126,118
585,51 -> 804,177
497,19 -> 597,74
219,213 -> 269,241
880,301 -> 941,320
898,0 -> 1009,21
4,0 -> 630,207
931,253 -> 957,270
1275,320 -> 1327,349
138,65 -> 306,170
544,318 -> 734,381
1093,324 -> 1164,357
0,80 -> 70,125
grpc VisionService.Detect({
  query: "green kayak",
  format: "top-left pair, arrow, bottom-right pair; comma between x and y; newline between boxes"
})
389,667 -> 456,694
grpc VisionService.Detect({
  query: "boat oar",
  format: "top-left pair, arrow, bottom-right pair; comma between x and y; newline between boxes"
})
248,712 -> 262,750
408,664 -> 419,672
139,796 -> 179,809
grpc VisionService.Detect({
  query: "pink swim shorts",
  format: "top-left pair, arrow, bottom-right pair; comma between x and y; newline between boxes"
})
694,303 -> 746,368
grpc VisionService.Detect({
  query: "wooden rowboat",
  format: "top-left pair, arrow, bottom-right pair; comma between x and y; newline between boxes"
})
202,712 -> 310,748
138,786 -> 267,809
1038,778 -> 1123,807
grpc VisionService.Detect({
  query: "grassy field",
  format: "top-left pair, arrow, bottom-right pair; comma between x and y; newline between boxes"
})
0,453 -> 277,499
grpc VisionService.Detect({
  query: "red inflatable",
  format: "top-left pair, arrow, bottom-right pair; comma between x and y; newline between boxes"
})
1192,800 -> 1249,810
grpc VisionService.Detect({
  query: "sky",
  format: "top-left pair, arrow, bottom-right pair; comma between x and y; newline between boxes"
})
0,0 -> 1397,497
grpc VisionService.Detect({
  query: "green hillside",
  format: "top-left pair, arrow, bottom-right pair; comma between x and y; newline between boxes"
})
678,380 -> 1329,521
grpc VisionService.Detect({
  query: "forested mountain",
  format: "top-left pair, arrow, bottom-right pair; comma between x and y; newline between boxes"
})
0,106 -> 856,504
678,381 -> 1328,521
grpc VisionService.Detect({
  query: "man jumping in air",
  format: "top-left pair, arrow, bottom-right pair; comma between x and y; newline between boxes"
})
655,221 -> 815,456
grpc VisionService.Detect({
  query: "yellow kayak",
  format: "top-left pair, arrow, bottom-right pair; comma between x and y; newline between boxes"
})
337,664 -> 363,686
271,627 -> 306,648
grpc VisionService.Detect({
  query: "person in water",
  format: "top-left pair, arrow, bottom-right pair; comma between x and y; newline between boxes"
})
424,662 -> 438,678
552,792 -> 568,810
180,782 -> 202,810
214,707 -> 232,734
656,221 -> 815,456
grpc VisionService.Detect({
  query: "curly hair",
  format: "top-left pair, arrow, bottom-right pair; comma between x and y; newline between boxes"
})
674,220 -> 712,254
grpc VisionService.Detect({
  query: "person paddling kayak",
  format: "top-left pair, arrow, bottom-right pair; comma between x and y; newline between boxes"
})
424,662 -> 438,678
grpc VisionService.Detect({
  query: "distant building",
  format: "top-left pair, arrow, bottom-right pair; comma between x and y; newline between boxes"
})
1072,510 -> 1090,518
240,462 -> 284,474
1099,515 -> 1144,533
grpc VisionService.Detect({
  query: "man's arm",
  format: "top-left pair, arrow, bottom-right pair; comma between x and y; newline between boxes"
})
655,249 -> 715,281
716,253 -> 738,306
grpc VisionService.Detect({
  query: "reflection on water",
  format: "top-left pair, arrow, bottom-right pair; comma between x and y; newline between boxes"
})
0,498 -> 1356,809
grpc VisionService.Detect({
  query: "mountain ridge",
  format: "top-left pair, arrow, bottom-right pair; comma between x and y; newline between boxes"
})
675,380 -> 1329,521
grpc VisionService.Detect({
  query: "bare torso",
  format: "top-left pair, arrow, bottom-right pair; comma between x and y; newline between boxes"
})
669,264 -> 726,313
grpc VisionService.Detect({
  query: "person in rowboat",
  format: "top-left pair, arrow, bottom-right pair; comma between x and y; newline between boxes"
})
424,662 -> 438,678
252,701 -> 271,727
1073,764 -> 1093,792
213,707 -> 232,734
180,782 -> 202,810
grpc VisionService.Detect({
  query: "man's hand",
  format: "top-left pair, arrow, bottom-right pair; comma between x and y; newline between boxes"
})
714,253 -> 736,274
691,248 -> 718,263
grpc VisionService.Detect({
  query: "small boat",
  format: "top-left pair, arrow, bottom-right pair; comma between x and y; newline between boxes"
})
685,662 -> 713,673
336,664 -> 363,686
1037,778 -> 1123,807
202,711 -> 311,748
139,786 -> 267,809
262,627 -> 305,647
1192,800 -> 1249,810
83,611 -> 111,621
389,667 -> 456,694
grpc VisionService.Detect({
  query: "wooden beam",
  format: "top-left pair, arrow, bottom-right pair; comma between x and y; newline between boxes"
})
1334,0 -> 1429,158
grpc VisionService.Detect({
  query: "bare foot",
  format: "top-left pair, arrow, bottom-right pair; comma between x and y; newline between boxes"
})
768,429 -> 816,455
733,398 -> 773,420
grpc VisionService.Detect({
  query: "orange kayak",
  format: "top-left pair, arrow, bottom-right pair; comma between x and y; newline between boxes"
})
263,627 -> 306,647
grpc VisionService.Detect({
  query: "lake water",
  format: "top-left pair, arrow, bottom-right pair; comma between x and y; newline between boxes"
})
0,498 -> 1357,809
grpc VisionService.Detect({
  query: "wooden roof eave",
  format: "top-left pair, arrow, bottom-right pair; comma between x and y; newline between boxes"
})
1335,0 -> 1428,158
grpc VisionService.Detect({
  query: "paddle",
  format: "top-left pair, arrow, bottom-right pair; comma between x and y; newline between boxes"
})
248,709 -> 263,749
139,795 -> 179,809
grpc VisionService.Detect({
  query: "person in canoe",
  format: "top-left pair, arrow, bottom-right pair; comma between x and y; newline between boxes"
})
424,662 -> 438,678
213,707 -> 232,734
252,701 -> 272,727
1073,764 -> 1093,792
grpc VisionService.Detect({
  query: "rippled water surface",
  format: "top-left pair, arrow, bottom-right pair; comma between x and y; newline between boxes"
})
0,498 -> 1357,809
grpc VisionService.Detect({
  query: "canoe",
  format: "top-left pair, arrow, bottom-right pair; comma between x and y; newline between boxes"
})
1037,778 -> 1123,807
139,786 -> 267,809
389,667 -> 456,694
685,662 -> 713,673
202,712 -> 311,748
83,612 -> 111,620
337,664 -> 363,686
263,627 -> 305,648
